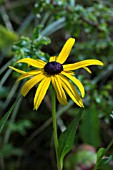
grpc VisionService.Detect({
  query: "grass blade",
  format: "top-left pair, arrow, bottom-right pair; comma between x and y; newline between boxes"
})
0,96 -> 21,133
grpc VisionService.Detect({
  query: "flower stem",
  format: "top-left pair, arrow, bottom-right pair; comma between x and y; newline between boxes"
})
52,87 -> 61,170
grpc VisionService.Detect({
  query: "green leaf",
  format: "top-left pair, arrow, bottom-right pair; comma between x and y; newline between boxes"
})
97,148 -> 105,161
0,96 -> 21,133
58,109 -> 83,168
32,25 -> 43,39
99,155 -> 112,166
93,139 -> 113,170
8,120 -> 32,135
0,25 -> 18,55
80,104 -> 101,147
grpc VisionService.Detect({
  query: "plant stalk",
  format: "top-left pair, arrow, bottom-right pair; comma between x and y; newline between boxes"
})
52,87 -> 61,170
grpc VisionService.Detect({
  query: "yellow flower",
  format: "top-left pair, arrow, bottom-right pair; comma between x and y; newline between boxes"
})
9,38 -> 103,110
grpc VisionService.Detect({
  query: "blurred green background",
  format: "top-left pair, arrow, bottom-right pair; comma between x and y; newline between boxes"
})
0,0 -> 113,170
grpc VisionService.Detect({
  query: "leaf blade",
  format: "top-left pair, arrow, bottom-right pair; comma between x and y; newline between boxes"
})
93,139 -> 113,170
58,109 -> 83,168
0,96 -> 21,133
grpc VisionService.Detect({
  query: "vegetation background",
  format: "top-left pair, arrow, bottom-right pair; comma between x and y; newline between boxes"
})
0,0 -> 113,170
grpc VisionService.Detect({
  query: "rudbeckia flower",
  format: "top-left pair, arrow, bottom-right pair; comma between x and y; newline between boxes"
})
9,38 -> 103,110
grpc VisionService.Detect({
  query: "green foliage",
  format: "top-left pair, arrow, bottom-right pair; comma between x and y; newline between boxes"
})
0,0 -> 4,5
0,143 -> 23,158
80,104 -> 101,147
0,25 -> 18,55
0,96 -> 21,133
11,25 -> 51,78
58,110 -> 83,169
93,139 -> 113,170
7,120 -> 32,135
12,25 -> 51,62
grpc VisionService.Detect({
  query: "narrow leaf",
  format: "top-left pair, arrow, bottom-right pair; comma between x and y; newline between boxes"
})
58,109 -> 83,168
97,148 -> 105,161
0,96 -> 21,133
93,139 -> 113,170
99,155 -> 112,166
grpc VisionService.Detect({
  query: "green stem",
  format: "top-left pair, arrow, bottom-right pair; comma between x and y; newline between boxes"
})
52,87 -> 61,170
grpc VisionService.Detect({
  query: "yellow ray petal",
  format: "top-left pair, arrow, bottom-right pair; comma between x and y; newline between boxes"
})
83,67 -> 92,74
56,38 -> 75,64
62,71 -> 85,98
16,58 -> 46,68
17,70 -> 42,82
21,73 -> 45,97
63,59 -> 103,71
59,75 -> 84,107
34,77 -> 51,110
26,70 -> 42,75
9,66 -> 26,74
65,71 -> 75,75
52,76 -> 68,105
49,56 -> 57,62
17,74 -> 32,82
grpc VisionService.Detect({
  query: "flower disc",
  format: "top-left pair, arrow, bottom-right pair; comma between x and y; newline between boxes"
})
44,61 -> 63,75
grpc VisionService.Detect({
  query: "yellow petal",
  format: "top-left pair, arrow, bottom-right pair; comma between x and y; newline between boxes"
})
65,71 -> 75,75
17,74 -> 32,82
63,59 -> 103,71
26,70 -> 42,75
62,71 -> 85,98
52,75 -> 68,105
9,66 -> 26,74
56,38 -> 75,64
16,58 -> 46,68
34,77 -> 51,110
49,56 -> 57,62
17,70 -> 42,82
59,74 -> 84,107
83,67 -> 92,74
21,73 -> 45,96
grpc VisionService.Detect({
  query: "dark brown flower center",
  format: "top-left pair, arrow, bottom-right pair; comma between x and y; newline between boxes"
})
44,61 -> 63,75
